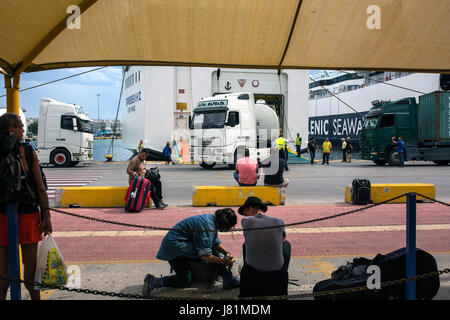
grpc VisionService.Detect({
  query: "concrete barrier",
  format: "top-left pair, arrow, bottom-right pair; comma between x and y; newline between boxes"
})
192,186 -> 285,207
54,186 -> 152,208
345,183 -> 436,204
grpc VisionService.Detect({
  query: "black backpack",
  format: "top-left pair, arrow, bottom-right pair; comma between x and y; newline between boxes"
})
0,133 -> 22,205
145,167 -> 160,182
22,142 -> 48,190
313,248 -> 440,300
351,178 -> 372,204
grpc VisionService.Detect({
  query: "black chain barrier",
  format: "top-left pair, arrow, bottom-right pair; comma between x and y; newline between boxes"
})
49,193 -> 413,233
415,192 -> 450,207
4,192 -> 446,300
1,268 -> 449,300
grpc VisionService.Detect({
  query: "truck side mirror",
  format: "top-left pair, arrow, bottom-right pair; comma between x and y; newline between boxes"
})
72,118 -> 78,131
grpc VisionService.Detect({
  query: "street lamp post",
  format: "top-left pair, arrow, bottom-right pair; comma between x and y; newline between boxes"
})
97,93 -> 100,121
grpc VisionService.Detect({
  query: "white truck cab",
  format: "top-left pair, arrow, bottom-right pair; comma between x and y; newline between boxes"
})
190,92 -> 279,168
37,98 -> 94,167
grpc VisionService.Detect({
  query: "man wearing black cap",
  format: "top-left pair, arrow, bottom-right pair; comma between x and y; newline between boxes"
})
238,197 -> 290,297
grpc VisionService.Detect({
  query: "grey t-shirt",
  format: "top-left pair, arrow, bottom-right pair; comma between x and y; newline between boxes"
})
241,214 -> 285,272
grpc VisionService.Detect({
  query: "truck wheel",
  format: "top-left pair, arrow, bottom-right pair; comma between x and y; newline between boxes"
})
373,160 -> 386,166
387,149 -> 402,166
200,162 -> 216,169
50,149 -> 71,167
433,160 -> 449,166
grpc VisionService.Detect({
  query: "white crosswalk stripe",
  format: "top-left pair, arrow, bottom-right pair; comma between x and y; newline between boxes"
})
43,168 -> 113,202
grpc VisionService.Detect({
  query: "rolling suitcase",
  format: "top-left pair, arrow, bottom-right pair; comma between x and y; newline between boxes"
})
351,178 -> 371,204
313,247 -> 440,300
124,175 -> 151,212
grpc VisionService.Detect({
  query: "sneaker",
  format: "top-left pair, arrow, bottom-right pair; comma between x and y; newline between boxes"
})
142,274 -> 163,297
223,276 -> 240,290
160,201 -> 168,207
155,202 -> 165,210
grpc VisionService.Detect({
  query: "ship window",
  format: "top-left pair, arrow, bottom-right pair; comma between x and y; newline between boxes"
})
379,114 -> 395,128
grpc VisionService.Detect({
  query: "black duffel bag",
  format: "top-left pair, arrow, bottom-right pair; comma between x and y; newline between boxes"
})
313,247 -> 440,300
145,167 -> 160,182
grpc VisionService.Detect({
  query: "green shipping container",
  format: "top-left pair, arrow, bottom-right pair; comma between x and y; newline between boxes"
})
418,91 -> 450,142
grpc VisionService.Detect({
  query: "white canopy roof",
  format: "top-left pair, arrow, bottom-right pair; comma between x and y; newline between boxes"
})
1,0 -> 449,77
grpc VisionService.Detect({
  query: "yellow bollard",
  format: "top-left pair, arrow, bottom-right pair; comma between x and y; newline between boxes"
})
19,245 -> 23,280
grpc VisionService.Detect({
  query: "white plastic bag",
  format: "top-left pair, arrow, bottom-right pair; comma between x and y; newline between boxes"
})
34,234 -> 68,290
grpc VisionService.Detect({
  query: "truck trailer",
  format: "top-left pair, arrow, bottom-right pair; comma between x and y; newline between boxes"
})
360,91 -> 450,166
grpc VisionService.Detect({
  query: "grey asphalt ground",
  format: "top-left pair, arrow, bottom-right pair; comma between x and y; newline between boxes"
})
84,159 -> 450,206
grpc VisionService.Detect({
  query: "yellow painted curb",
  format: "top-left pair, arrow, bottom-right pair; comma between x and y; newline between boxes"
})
345,183 -> 436,204
193,186 -> 284,207
54,186 -> 152,208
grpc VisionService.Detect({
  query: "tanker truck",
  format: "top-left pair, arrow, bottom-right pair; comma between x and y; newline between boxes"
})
189,92 -> 279,169
360,91 -> 450,166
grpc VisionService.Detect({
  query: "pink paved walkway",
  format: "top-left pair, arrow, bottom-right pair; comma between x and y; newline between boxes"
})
49,203 -> 450,261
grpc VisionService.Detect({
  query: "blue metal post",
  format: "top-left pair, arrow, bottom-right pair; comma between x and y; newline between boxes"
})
6,203 -> 21,300
406,193 -> 416,300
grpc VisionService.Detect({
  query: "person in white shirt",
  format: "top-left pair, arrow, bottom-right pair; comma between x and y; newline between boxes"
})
238,197 -> 291,297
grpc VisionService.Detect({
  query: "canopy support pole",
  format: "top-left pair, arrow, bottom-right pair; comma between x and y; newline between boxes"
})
4,75 -> 20,115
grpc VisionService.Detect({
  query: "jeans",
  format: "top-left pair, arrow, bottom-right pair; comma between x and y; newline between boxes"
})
398,151 -> 404,167
233,172 -> 257,186
296,145 -> 301,157
163,250 -> 229,288
150,178 -> 163,204
322,152 -> 330,164
279,149 -> 289,170
310,150 -> 315,164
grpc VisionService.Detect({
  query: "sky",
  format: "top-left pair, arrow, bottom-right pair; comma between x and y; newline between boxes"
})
0,66 -> 123,120
1,67 -> 321,121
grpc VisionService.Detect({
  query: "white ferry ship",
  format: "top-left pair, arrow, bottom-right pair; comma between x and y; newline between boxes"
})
308,71 -> 449,151
120,66 -> 309,159
121,66 -> 448,159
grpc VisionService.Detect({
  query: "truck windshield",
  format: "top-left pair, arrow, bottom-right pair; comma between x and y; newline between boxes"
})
190,111 -> 227,129
77,118 -> 93,133
363,117 -> 378,129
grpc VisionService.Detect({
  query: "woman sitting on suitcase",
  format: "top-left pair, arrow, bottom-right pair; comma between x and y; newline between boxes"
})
126,148 -> 167,210
142,208 -> 240,296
